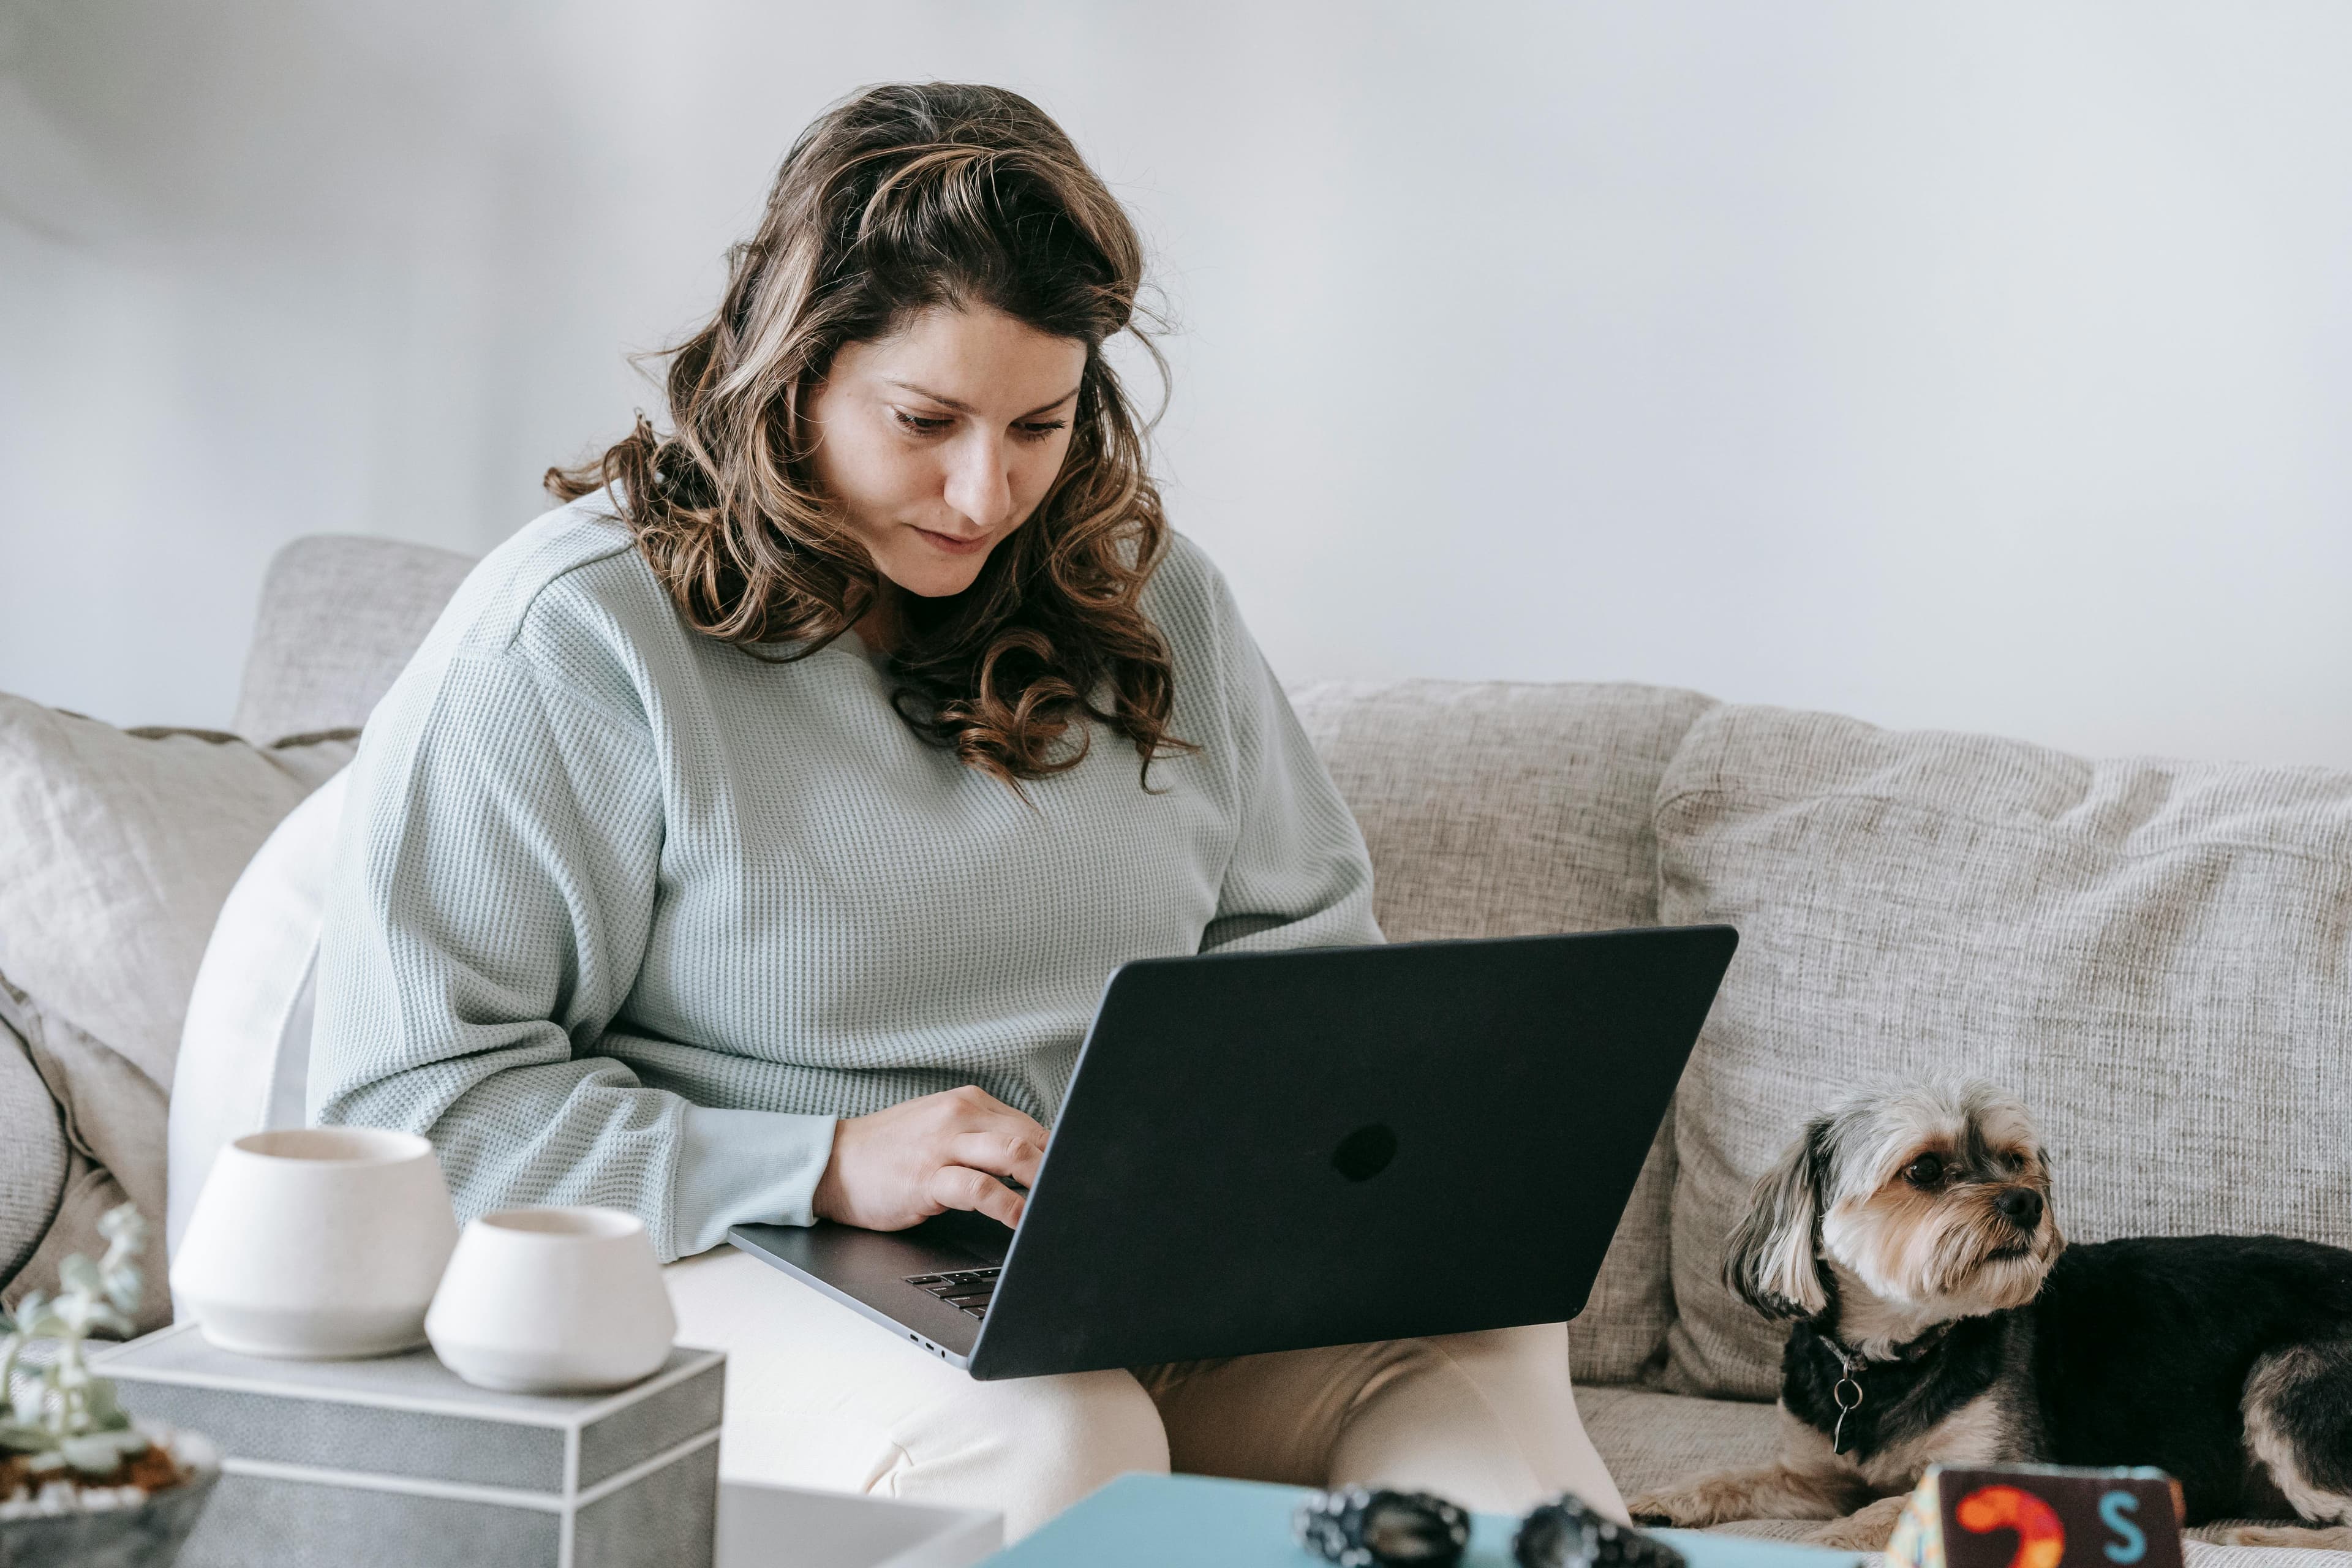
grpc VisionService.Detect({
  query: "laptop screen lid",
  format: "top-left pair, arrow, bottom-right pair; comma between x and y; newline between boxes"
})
965,924 -> 1736,1379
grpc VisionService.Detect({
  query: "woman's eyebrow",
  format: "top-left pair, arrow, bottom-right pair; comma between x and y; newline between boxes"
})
884,380 -> 1082,420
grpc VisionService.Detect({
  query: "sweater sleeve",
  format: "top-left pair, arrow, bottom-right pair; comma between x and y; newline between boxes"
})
1196,577 -> 1385,954
308,650 -> 834,1261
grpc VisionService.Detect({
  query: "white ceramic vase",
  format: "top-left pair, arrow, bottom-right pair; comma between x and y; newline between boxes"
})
170,1128 -> 459,1360
424,1207 -> 676,1395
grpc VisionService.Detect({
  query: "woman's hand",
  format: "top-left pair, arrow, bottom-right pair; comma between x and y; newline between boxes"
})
812,1085 -> 1047,1232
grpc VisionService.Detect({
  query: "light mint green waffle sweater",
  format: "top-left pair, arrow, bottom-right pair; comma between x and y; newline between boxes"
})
311,494 -> 1381,1261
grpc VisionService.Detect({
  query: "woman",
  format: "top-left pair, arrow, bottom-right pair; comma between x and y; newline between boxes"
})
312,82 -> 1626,1537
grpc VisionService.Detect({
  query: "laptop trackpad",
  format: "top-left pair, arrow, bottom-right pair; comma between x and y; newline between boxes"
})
912,1207 -> 1014,1265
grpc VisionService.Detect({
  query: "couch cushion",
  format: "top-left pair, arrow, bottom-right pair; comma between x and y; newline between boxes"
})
0,693 -> 353,1325
232,534 -> 477,742
1654,704 -> 2352,1399
1289,680 -> 1719,946
1289,679 -> 1718,1385
0,1022 -> 66,1285
1575,1385 -> 1783,1502
2178,1547 -> 2352,1568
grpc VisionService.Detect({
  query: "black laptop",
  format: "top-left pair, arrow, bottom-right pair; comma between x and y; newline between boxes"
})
729,925 -> 1736,1379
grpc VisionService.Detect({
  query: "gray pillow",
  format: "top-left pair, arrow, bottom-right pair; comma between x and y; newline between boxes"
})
1290,678 -> 1718,1386
0,1022 -> 65,1284
0,694 -> 353,1321
1654,704 -> 2352,1400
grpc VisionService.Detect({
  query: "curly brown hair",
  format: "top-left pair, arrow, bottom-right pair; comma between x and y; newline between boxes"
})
548,83 -> 1185,787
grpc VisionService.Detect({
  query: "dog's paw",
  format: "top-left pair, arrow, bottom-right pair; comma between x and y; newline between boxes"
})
2212,1524 -> 2352,1549
1629,1468 -> 1855,1529
1807,1496 -> 1907,1551
1626,1490 -> 1714,1528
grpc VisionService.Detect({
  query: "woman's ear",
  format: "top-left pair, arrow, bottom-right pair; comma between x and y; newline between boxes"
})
1722,1119 -> 1831,1320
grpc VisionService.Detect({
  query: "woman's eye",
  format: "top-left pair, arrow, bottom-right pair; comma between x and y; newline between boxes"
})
1904,1154 -> 1946,1188
893,410 -> 952,435
1015,420 -> 1067,442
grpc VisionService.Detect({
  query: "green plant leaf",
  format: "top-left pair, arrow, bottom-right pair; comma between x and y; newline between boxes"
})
0,1204 -> 153,1455
58,1255 -> 102,1298
57,1428 -> 148,1474
82,1380 -> 129,1431
105,1263 -> 144,1316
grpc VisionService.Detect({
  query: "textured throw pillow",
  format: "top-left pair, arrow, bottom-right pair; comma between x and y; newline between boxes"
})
0,693 -> 353,1324
170,769 -> 348,1256
1654,704 -> 2352,1400
0,1026 -> 66,1284
1289,678 -> 1719,1386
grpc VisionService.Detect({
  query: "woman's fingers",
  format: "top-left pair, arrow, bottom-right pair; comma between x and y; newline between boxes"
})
916,1102 -> 1044,1229
813,1084 -> 1052,1232
946,1126 -> 1046,1188
928,1163 -> 1027,1229
933,1088 -> 1046,1144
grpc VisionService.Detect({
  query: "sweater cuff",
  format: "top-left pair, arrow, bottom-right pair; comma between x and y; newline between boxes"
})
674,1107 -> 838,1256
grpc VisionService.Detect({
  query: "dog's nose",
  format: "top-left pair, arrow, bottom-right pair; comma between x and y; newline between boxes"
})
1995,1187 -> 2043,1231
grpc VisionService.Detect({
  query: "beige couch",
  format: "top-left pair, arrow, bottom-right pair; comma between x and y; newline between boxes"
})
10,534 -> 2349,1565
1297,682 -> 2352,1564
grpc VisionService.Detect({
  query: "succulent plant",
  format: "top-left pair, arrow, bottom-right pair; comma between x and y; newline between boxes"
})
0,1204 -> 152,1478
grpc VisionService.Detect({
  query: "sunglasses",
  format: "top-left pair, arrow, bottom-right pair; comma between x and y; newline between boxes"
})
1294,1487 -> 1686,1568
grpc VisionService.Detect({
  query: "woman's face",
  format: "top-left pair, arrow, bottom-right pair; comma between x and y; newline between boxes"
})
807,305 -> 1088,603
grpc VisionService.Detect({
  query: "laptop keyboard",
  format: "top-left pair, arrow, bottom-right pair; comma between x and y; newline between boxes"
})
906,1268 -> 1001,1319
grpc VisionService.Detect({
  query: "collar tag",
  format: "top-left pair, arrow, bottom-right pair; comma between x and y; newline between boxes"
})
1830,1372 -> 1864,1455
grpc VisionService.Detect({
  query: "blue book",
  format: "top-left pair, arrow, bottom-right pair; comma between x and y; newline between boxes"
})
986,1473 -> 1865,1568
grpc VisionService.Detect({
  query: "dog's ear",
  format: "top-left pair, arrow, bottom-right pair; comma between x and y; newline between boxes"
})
1723,1118 -> 1831,1320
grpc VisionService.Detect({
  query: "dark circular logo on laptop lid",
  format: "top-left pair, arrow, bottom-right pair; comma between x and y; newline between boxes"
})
1332,1124 -> 1398,1182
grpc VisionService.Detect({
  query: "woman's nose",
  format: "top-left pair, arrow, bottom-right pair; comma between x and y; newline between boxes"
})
942,436 -> 1014,530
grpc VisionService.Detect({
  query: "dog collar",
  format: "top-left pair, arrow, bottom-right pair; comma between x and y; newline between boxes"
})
1815,1319 -> 1952,1366
1809,1322 -> 1953,1455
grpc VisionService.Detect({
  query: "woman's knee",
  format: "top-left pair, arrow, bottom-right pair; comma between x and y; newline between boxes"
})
994,1367 -> 1171,1476
1427,1321 -> 1573,1383
1328,1322 -> 1619,1517
883,1367 -> 1169,1538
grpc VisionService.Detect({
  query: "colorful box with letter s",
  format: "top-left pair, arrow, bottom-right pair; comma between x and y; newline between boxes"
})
1887,1464 -> 2184,1568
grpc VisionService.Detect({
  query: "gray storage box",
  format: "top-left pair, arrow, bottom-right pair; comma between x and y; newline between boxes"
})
94,1324 -> 723,1568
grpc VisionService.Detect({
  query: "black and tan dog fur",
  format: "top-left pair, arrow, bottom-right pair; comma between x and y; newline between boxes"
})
1627,1082 -> 2352,1551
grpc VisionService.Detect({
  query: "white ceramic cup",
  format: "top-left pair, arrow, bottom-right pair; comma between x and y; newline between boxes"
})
424,1207 -> 677,1395
170,1127 -> 459,1359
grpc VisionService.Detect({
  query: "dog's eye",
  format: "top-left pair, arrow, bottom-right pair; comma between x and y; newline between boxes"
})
1903,1153 -> 1946,1188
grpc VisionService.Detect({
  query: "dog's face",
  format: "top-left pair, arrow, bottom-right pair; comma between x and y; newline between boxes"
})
1724,1081 -> 2064,1329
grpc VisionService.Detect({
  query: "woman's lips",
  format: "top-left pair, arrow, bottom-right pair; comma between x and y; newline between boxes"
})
911,525 -> 990,556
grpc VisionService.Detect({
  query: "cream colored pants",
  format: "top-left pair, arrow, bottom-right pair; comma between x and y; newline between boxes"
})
666,1248 -> 1627,1541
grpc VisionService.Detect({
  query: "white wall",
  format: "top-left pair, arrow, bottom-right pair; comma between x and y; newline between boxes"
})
5,1 -> 2350,766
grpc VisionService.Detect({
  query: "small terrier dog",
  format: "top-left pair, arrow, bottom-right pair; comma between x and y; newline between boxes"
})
1627,1082 -> 2352,1551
